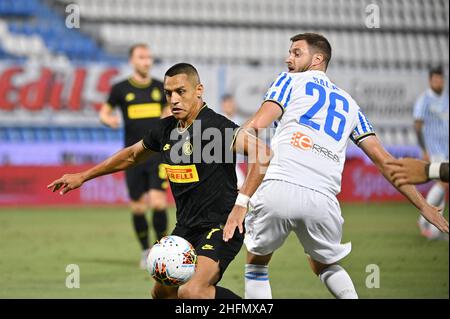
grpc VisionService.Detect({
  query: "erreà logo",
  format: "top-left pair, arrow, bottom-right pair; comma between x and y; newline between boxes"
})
290,131 -> 340,163
291,132 -> 313,150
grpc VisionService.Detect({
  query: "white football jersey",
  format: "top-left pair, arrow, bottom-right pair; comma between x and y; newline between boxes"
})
263,70 -> 375,197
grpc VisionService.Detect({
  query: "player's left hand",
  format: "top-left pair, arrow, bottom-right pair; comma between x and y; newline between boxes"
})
420,204 -> 449,234
385,157 -> 429,187
223,205 -> 247,242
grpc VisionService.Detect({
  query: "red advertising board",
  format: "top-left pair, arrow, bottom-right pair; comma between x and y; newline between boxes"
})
0,165 -> 125,206
0,160 -> 432,207
337,158 -> 432,202
0,165 -> 174,207
0,65 -> 119,112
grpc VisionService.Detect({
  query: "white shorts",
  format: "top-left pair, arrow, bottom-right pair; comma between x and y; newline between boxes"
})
244,179 -> 351,265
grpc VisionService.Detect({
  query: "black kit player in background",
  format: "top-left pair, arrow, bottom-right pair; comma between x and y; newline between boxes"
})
99,44 -> 171,268
47,63 -> 272,299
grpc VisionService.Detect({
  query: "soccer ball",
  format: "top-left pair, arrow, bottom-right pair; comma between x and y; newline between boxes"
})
146,235 -> 197,286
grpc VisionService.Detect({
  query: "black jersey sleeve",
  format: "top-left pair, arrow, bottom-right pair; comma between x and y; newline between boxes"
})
106,84 -> 121,108
142,119 -> 164,151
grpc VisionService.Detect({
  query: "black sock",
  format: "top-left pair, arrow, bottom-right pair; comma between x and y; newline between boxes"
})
152,209 -> 168,240
215,286 -> 241,299
132,214 -> 149,250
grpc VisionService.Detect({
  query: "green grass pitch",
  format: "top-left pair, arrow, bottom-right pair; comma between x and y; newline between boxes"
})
0,202 -> 448,298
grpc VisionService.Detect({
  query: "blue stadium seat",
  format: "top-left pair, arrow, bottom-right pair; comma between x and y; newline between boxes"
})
106,129 -> 123,142
35,127 -> 51,142
22,127 -> 36,142
7,22 -> 22,34
62,127 -> 79,142
0,127 -> 9,142
49,127 -> 64,141
6,127 -> 23,142
0,0 -> 33,16
92,128 -> 107,141
77,127 -> 92,141
21,24 -> 35,36
1,0 -> 111,63
0,126 -> 126,143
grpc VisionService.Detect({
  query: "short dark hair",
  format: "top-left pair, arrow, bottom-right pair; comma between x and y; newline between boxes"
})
128,43 -> 148,58
290,33 -> 332,69
429,66 -> 444,79
165,63 -> 200,84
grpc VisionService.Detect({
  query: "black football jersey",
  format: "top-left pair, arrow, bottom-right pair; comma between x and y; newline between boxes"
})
142,104 -> 240,229
107,77 -> 167,146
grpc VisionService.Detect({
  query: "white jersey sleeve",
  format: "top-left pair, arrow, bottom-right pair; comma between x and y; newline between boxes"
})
350,109 -> 376,145
263,72 -> 294,111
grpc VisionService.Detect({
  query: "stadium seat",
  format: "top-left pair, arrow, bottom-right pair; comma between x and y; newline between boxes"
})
21,128 -> 36,142
0,127 -> 9,142
6,127 -> 23,142
34,127 -> 50,142
78,0 -> 449,67
438,36 -> 449,64
49,127 -> 64,141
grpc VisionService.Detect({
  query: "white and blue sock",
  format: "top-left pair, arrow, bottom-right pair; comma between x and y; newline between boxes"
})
244,264 -> 272,299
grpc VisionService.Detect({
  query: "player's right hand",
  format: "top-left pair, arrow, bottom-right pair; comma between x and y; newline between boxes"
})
420,205 -> 449,234
223,205 -> 247,242
106,116 -> 121,129
47,173 -> 85,195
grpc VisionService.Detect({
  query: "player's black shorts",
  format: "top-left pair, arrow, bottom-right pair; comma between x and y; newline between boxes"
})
125,153 -> 168,201
171,223 -> 244,284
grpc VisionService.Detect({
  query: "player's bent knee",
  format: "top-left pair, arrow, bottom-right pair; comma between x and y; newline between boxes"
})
308,257 -> 334,276
246,251 -> 272,265
131,207 -> 147,214
149,201 -> 167,211
130,201 -> 147,214
148,192 -> 167,210
177,282 -> 209,299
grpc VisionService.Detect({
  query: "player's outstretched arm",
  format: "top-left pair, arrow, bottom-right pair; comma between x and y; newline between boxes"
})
47,140 -> 154,195
359,136 -> 449,234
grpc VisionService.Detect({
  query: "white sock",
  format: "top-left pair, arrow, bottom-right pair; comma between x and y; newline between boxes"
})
245,264 -> 272,299
426,183 -> 446,207
319,265 -> 358,299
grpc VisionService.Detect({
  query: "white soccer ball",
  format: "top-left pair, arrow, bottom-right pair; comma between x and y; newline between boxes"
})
146,235 -> 197,286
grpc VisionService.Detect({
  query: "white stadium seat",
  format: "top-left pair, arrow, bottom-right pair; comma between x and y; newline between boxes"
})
49,0 -> 447,69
